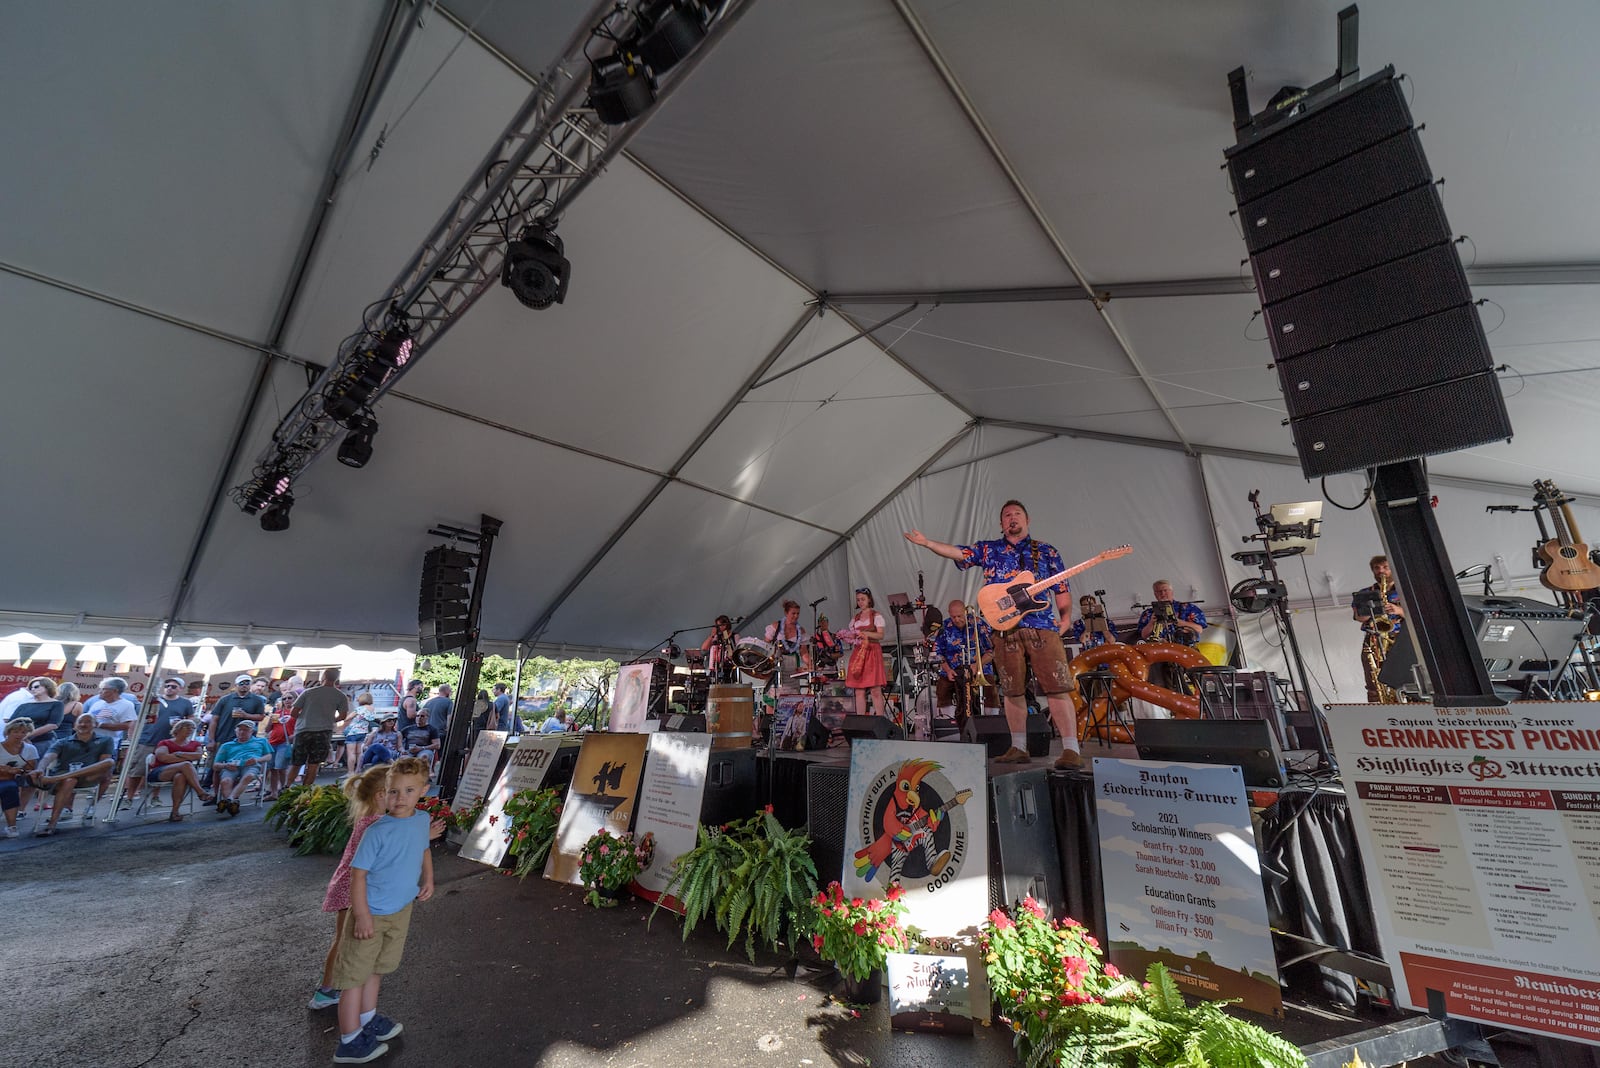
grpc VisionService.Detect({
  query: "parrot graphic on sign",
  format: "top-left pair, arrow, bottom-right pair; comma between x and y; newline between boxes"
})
853,758 -> 973,884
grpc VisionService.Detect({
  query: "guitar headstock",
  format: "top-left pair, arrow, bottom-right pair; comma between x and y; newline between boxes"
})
1097,544 -> 1134,562
1534,479 -> 1563,508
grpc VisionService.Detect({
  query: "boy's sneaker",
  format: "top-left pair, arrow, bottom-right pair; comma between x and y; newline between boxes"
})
362,1013 -> 402,1041
332,1032 -> 388,1064
4,826 -> 17,838
307,988 -> 341,1010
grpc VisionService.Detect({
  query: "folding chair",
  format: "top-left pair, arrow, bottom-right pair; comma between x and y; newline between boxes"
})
134,757 -> 199,818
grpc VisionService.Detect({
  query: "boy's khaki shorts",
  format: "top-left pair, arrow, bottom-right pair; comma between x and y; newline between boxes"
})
329,903 -> 413,990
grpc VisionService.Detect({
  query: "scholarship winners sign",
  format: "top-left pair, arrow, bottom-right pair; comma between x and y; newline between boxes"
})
1328,702 -> 1600,1045
1093,758 -> 1281,1017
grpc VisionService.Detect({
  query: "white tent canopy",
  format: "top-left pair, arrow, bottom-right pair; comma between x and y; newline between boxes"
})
4,1 -> 1598,663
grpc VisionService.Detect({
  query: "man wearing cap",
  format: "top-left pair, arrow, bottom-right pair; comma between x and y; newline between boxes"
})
212,720 -> 273,816
290,668 -> 350,787
121,677 -> 193,802
207,677 -> 268,782
28,713 -> 117,835
362,714 -> 402,768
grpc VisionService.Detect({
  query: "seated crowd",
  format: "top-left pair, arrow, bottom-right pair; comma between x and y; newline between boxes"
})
1,669 -> 561,840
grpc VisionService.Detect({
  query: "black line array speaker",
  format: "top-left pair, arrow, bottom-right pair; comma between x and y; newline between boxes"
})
419,545 -> 475,655
1225,68 -> 1511,478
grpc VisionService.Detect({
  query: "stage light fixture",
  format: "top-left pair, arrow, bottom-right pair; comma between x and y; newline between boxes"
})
338,416 -> 378,469
243,469 -> 293,514
368,326 -> 414,370
260,492 -> 294,532
588,52 -> 656,125
325,359 -> 388,428
501,223 -> 570,309
636,0 -> 708,74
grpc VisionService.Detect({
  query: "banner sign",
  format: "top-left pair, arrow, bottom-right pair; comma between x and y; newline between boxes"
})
1093,758 -> 1282,1017
545,733 -> 649,886
609,662 -> 653,733
1328,701 -> 1600,1045
887,952 -> 974,1034
454,730 -> 507,808
633,733 -> 713,908
842,739 -> 988,937
458,735 -> 563,868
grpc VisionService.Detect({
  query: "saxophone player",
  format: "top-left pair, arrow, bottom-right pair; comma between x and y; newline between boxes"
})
1352,555 -> 1405,701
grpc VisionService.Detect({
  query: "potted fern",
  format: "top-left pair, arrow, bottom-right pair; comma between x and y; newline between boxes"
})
266,784 -> 352,855
982,898 -> 1305,1067
655,807 -> 818,961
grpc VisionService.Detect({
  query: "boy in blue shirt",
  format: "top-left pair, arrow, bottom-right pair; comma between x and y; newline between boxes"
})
329,757 -> 434,1063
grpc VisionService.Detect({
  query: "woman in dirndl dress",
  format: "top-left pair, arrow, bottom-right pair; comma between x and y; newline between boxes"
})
846,587 -> 888,718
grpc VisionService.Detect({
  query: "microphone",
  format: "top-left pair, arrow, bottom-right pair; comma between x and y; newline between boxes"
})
809,597 -> 827,608
733,616 -> 745,626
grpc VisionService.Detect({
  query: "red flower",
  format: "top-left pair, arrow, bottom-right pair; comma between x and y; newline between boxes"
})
1103,964 -> 1121,979
812,934 -> 824,950
850,897 -> 863,908
1022,896 -> 1046,919
1057,990 -> 1091,1005
852,922 -> 867,936
832,883 -> 845,905
886,883 -> 904,902
988,908 -> 1013,931
763,803 -> 774,814
488,815 -> 498,825
1083,935 -> 1099,950
1062,956 -> 1091,987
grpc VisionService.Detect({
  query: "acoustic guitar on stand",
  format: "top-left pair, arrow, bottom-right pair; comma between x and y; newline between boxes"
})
1534,480 -> 1600,592
977,545 -> 1133,631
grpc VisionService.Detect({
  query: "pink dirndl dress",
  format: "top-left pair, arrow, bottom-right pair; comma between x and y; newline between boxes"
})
323,813 -> 382,912
845,610 -> 887,689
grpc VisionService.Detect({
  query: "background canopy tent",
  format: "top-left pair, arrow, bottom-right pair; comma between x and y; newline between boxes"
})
4,1 -> 1599,682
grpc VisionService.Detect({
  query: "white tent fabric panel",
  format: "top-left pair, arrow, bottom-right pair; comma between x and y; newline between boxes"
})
756,544 -> 852,637
536,482 -> 840,652
0,2 -> 385,339
849,302 -> 1168,433
181,363 -> 661,643
618,0 -> 1070,293
0,274 -> 261,621
679,325 -> 969,532
1235,603 -> 1368,710
389,162 -> 822,471
889,1 -> 1600,282
845,433 -> 1224,622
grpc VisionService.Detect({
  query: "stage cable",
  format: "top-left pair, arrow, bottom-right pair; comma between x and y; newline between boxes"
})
1297,555 -> 1343,698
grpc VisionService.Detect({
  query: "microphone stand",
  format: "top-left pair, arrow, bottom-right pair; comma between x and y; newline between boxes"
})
1241,496 -> 1336,774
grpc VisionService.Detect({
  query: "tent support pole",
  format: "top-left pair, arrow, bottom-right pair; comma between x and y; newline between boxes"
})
101,623 -> 177,824
511,644 -> 525,726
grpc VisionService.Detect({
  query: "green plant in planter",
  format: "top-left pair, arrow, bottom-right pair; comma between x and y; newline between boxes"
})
502,787 -> 563,879
809,880 -> 910,982
265,783 -> 352,856
981,898 -> 1304,1068
578,828 -> 654,907
654,808 -> 818,962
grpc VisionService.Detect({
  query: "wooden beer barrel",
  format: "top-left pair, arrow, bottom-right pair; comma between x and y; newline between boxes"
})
706,684 -> 754,750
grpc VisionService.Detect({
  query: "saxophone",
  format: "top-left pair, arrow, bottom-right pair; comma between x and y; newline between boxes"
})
1365,573 -> 1399,703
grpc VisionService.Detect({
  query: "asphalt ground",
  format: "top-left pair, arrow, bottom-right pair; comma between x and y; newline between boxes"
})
2,775 -> 1544,1068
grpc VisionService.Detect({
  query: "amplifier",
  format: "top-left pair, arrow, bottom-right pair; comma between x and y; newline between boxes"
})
1461,594 -> 1584,682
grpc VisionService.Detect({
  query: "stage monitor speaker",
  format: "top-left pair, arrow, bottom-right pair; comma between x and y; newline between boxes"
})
1133,718 -> 1286,790
700,748 -> 758,827
661,712 -> 706,733
1224,67 -> 1511,479
1460,594 -> 1586,685
842,715 -> 906,742
988,769 -> 1064,918
964,715 -> 1052,759
805,763 -> 849,886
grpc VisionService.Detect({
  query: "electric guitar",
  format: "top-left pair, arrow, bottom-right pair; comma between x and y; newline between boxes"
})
977,545 -> 1133,631
1534,480 -> 1600,592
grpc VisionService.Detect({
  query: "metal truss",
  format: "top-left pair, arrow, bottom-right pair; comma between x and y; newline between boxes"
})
232,0 -> 756,511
